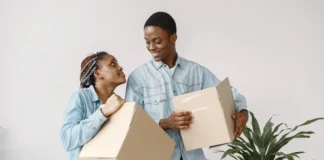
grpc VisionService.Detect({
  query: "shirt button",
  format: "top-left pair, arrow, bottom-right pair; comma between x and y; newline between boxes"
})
93,127 -> 96,130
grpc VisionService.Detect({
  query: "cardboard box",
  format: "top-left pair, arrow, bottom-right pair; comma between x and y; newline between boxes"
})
172,77 -> 236,151
79,102 -> 175,160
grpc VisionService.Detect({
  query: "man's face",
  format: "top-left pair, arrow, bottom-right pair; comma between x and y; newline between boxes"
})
144,26 -> 176,61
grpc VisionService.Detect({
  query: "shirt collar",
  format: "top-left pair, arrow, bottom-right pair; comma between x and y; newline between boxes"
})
88,85 -> 100,102
152,55 -> 183,70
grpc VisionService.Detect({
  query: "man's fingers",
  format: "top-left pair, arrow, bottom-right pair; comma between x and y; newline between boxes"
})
177,121 -> 189,126
177,120 -> 192,125
235,126 -> 243,138
175,115 -> 193,121
238,127 -> 243,137
178,125 -> 189,129
235,127 -> 240,137
175,111 -> 192,117
235,118 -> 246,138
234,127 -> 239,136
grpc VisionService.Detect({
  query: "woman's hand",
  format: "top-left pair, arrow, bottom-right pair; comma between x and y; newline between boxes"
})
100,94 -> 125,117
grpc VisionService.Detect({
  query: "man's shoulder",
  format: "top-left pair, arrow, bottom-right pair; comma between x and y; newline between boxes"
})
180,57 -> 207,71
128,61 -> 154,79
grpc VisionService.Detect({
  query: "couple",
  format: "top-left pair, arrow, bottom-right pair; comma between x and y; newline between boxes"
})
60,11 -> 248,160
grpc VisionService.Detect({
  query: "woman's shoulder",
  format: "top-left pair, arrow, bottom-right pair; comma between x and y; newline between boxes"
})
68,87 -> 93,105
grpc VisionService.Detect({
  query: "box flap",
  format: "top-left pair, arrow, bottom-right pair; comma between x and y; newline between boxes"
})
172,78 -> 235,151
216,77 -> 236,142
117,106 -> 175,160
78,102 -> 136,159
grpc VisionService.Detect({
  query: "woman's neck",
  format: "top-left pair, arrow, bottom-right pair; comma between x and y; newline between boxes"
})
94,83 -> 115,104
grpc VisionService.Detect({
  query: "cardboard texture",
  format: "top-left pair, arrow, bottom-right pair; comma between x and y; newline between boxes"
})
172,77 -> 236,151
79,102 -> 175,160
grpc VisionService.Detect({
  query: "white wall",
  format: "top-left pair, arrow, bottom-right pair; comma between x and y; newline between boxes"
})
1,0 -> 323,160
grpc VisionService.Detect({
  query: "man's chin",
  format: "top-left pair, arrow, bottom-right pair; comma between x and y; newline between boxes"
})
153,57 -> 162,61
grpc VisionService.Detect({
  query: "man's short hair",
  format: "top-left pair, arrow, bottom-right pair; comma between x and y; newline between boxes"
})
144,11 -> 177,36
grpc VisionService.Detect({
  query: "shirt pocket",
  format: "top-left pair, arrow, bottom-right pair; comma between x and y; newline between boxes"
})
176,82 -> 203,94
143,94 -> 167,120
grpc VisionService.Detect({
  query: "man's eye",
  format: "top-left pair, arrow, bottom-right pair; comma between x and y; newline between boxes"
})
111,62 -> 116,66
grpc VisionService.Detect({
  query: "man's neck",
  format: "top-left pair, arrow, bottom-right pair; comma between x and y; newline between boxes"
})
162,52 -> 177,68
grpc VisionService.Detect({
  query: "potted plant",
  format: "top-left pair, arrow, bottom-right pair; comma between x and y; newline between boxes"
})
215,111 -> 324,160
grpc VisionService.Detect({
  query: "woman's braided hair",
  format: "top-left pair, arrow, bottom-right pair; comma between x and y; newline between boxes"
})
80,51 -> 110,88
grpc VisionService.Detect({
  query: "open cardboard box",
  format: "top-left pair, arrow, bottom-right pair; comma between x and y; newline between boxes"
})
79,102 -> 175,160
172,77 -> 236,151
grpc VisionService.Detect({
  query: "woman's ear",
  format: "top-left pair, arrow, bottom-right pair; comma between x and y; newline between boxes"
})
94,69 -> 103,80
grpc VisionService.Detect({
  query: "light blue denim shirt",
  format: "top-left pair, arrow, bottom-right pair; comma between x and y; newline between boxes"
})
60,85 -> 108,160
125,56 -> 247,160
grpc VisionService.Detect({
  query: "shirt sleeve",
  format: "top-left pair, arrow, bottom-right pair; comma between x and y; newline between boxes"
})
125,74 -> 144,108
60,92 -> 108,152
125,74 -> 162,124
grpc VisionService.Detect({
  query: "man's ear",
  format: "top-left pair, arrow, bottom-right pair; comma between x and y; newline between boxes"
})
170,33 -> 177,44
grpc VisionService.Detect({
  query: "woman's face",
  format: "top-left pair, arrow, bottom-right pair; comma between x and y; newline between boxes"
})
95,55 -> 126,86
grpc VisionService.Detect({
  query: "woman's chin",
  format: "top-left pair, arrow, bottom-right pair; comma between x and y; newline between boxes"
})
118,78 -> 127,85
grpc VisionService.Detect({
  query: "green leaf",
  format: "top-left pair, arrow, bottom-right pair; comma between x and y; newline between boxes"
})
267,117 -> 324,156
272,123 -> 289,135
221,149 -> 240,159
266,137 -> 277,160
264,123 -> 288,154
228,144 -> 251,158
284,118 -> 324,138
243,127 -> 257,152
262,116 -> 274,151
286,151 -> 304,158
232,138 -> 253,153
250,112 -> 261,137
266,125 -> 291,156
268,131 -> 314,155
273,151 -> 304,160
249,112 -> 263,148
273,152 -> 293,160
213,149 -> 224,153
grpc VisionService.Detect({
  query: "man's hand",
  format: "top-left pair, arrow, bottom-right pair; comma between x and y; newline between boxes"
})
159,111 -> 194,130
232,110 -> 249,138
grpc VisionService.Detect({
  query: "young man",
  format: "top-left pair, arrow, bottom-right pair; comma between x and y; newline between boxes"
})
125,11 -> 248,160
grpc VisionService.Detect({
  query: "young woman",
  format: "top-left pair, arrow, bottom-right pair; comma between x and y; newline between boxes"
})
60,51 -> 126,160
